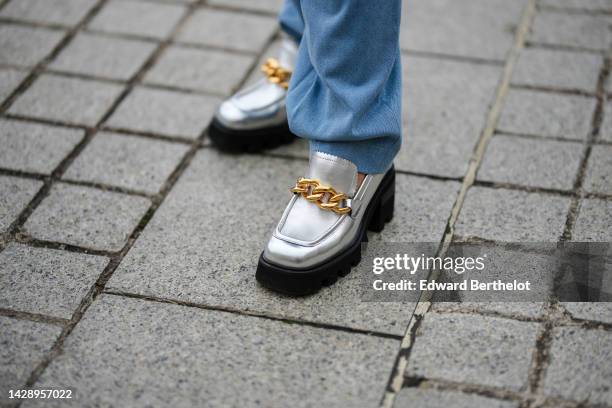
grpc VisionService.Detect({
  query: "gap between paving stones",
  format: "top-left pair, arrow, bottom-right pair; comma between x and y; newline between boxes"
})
381,1 -> 538,406
527,41 -> 609,56
539,5 -> 612,16
0,167 -> 155,199
399,49 -> 506,66
561,55 -> 610,241
511,83 -> 598,98
204,2 -> 279,18
406,303 -> 612,335
399,376 -> 608,408
0,307 -> 68,328
104,290 -> 404,341
496,129 -> 597,145
2,113 -> 199,146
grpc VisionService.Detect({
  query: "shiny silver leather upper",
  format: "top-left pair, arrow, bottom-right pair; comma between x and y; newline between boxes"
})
214,36 -> 297,131
263,152 -> 386,269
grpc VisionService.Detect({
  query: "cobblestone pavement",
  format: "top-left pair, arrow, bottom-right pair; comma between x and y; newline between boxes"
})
1,0 -> 611,407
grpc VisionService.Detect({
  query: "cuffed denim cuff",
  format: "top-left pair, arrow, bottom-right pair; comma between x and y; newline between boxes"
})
309,137 -> 401,174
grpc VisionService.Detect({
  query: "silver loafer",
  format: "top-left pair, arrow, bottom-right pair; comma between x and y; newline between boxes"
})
208,35 -> 298,152
256,152 -> 395,295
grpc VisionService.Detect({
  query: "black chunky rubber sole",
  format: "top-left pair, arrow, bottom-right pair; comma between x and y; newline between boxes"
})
256,167 -> 395,296
208,118 -> 296,152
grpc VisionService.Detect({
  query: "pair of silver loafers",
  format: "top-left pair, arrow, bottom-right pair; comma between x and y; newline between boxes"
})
209,37 -> 395,295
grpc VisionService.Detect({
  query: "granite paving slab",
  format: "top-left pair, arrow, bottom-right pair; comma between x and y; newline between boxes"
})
572,198 -> 612,241
405,312 -> 540,391
0,242 -> 108,319
497,89 -> 595,141
63,131 -> 190,194
27,294 -> 399,408
177,8 -> 277,53
456,186 -> 571,241
0,0 -> 98,27
50,32 -> 156,81
0,24 -> 65,68
8,74 -> 124,126
512,48 -> 602,93
87,0 -> 186,40
105,86 -> 219,140
0,175 -> 43,234
543,326 -> 612,405
396,55 -> 501,178
0,119 -> 84,174
144,45 -> 253,95
400,0 -> 525,61
0,317 -> 62,406
477,135 -> 582,190
0,68 -> 27,103
23,183 -> 150,251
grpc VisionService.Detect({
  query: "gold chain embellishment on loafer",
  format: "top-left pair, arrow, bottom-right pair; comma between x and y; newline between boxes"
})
291,178 -> 352,215
261,58 -> 292,89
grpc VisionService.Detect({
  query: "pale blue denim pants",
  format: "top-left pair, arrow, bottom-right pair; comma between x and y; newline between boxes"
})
279,0 -> 402,174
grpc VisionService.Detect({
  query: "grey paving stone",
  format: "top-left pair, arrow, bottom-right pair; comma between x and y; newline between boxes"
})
396,55 -> 501,178
144,46 -> 253,95
540,0 -> 612,11
512,48 -> 602,93
530,12 -> 612,51
0,119 -> 84,174
543,326 -> 612,404
573,198 -> 612,241
50,33 -> 156,80
394,388 -> 519,408
0,68 -> 27,103
478,135 -> 583,190
456,186 -> 571,241
0,24 -> 65,67
376,175 -> 460,243
400,0 -> 525,61
207,0 -> 283,13
498,89 -> 595,140
0,243 -> 107,319
64,132 -> 189,194
8,74 -> 124,126
28,294 -> 398,408
177,9 -> 276,53
0,176 -> 43,234
0,0 -> 97,26
406,312 -> 540,390
105,86 -> 219,139
584,145 -> 612,195
601,101 -> 612,143
106,150 -> 459,335
88,0 -> 186,40
23,183 -> 150,251
562,303 -> 612,324
0,317 -> 61,406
